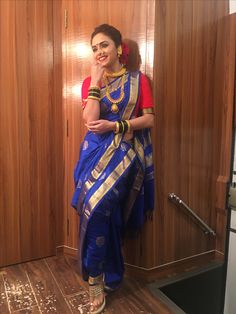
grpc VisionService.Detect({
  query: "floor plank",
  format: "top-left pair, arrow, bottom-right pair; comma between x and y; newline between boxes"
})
12,305 -> 41,313
61,255 -> 172,313
45,255 -> 86,295
2,264 -> 37,312
64,255 -> 88,291
0,256 -> 175,313
22,259 -> 70,313
0,271 -> 10,313
45,255 -> 91,312
105,279 -> 172,314
67,291 -> 90,313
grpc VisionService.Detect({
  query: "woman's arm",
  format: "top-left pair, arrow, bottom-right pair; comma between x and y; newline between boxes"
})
129,113 -> 154,130
86,113 -> 154,134
83,61 -> 104,123
83,98 -> 100,123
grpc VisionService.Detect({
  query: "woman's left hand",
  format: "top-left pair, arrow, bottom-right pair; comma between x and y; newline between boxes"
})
86,120 -> 115,134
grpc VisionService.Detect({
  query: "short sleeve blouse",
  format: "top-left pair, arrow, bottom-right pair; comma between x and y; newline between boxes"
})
81,73 -> 154,116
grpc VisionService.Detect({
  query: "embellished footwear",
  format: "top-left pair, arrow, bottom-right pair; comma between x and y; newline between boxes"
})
89,274 -> 106,314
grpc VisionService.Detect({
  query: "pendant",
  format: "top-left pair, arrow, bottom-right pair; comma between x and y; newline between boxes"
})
111,104 -> 119,113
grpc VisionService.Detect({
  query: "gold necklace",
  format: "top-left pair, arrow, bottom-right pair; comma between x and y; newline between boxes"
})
104,66 -> 126,78
105,73 -> 126,113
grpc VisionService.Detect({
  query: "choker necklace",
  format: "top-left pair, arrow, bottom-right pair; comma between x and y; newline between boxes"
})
104,73 -> 126,113
104,66 -> 126,78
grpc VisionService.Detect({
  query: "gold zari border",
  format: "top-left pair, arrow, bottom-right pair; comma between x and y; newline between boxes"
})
122,72 -> 139,120
84,147 -> 136,218
142,108 -> 154,114
91,133 -> 122,180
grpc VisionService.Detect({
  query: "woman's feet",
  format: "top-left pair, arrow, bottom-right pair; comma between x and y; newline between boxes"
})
88,274 -> 106,314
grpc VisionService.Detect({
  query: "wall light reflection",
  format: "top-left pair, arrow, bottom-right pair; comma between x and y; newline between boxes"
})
71,83 -> 82,97
63,83 -> 82,100
62,40 -> 92,59
66,42 -> 92,59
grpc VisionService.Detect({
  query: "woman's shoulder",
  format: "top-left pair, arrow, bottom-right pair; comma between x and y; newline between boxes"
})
82,76 -> 91,87
81,77 -> 91,100
139,72 -> 149,81
139,72 -> 152,88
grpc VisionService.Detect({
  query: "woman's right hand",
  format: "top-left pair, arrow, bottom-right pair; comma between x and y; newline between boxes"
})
90,60 -> 104,86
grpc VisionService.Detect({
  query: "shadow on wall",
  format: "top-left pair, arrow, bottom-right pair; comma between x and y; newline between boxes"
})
123,38 -> 141,72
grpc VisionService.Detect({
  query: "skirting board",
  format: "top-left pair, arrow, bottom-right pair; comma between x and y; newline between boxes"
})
56,246 -> 224,282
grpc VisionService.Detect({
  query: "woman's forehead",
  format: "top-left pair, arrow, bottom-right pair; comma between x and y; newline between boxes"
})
91,33 -> 113,46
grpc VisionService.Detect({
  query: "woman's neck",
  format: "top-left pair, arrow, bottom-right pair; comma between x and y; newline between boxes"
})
105,61 -> 123,75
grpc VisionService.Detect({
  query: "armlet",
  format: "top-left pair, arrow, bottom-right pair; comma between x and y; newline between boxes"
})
142,108 -> 155,114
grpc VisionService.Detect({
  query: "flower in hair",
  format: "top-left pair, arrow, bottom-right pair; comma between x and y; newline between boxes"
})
120,42 -> 130,65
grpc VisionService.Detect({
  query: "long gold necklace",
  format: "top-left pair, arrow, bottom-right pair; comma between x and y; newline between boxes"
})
104,69 -> 126,113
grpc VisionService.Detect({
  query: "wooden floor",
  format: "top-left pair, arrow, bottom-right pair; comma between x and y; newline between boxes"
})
0,255 -> 173,314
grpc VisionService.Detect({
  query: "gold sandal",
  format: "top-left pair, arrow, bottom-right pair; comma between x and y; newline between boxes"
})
89,274 -> 106,314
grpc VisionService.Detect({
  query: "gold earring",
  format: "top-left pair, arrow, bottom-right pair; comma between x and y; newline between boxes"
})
117,46 -> 122,57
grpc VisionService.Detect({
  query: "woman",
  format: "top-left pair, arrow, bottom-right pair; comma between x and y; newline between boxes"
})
71,24 -> 155,314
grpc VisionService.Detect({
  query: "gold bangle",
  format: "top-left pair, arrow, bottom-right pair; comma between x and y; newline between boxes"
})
120,121 -> 124,133
87,95 -> 100,101
125,120 -> 131,133
114,121 -> 120,134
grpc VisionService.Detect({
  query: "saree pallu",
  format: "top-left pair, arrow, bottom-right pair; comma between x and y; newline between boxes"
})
71,71 -> 154,288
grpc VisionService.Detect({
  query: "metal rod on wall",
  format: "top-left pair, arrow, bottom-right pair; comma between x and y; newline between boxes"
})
168,192 -> 216,236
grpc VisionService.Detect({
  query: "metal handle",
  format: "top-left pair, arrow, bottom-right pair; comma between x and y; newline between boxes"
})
168,192 -> 216,236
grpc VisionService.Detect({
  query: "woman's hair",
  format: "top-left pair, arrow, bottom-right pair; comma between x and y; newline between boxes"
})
90,24 -> 122,47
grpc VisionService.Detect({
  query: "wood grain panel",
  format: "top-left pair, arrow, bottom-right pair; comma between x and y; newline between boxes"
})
0,0 -> 64,266
0,0 -> 21,265
214,13 -> 236,252
152,0 -> 229,267
16,0 -> 54,260
53,0 -> 65,248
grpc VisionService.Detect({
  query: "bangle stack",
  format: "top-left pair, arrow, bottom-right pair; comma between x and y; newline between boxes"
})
88,85 -> 100,101
114,120 -> 131,134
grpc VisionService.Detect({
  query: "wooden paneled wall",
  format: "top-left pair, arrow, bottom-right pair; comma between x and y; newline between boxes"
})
215,13 -> 236,252
0,0 -> 232,273
150,0 -> 230,268
0,0 -> 64,266
62,0 -> 231,272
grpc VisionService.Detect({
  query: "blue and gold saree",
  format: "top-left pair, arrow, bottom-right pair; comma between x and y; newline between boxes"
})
71,71 -> 154,289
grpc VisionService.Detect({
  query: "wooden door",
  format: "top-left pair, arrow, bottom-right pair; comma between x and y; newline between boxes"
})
0,0 -> 63,266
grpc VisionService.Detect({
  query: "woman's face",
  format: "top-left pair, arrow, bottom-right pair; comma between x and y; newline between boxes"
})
91,33 -> 119,68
